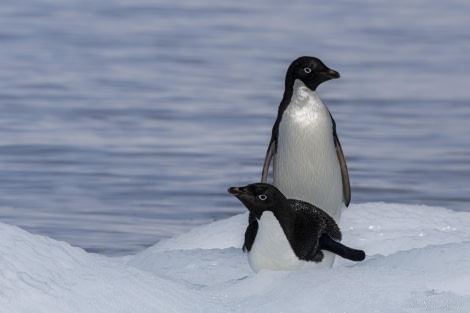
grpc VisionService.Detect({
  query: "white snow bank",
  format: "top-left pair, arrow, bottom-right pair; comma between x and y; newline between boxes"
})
0,222 -> 201,313
1,202 -> 470,312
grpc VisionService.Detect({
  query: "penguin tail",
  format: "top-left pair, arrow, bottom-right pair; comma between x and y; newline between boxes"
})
319,234 -> 366,262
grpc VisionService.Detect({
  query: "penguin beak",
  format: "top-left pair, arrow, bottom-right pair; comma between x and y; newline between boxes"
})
323,68 -> 340,79
227,186 -> 251,197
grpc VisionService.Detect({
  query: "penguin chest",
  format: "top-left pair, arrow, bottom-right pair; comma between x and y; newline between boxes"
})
248,212 -> 327,272
273,82 -> 343,221
248,212 -> 297,272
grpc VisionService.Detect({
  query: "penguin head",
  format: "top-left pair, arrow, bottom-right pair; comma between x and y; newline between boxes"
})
228,183 -> 288,219
286,56 -> 340,91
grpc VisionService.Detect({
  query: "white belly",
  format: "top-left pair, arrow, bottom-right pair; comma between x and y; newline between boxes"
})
273,81 -> 343,267
248,212 -> 330,272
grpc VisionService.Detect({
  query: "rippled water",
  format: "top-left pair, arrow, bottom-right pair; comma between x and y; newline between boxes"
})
1,0 -> 469,255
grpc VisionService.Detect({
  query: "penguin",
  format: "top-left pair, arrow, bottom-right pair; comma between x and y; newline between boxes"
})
261,56 -> 350,224
228,183 -> 365,272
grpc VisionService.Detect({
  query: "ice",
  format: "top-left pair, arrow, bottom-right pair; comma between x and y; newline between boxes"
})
1,202 -> 470,312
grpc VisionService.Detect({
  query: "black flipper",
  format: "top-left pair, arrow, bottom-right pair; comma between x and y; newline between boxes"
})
330,112 -> 351,207
243,219 -> 259,252
319,234 -> 365,261
261,140 -> 276,183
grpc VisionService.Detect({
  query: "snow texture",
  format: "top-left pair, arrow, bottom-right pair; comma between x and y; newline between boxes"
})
1,202 -> 470,312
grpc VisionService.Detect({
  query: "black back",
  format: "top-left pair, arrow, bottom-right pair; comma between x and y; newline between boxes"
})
282,199 -> 341,262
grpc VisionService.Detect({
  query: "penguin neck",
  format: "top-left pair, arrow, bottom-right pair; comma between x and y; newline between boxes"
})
273,80 -> 327,145
280,79 -> 322,110
282,80 -> 330,130
290,80 -> 324,111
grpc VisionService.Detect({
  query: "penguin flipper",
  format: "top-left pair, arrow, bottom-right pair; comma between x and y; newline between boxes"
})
243,219 -> 259,252
333,131 -> 351,207
261,140 -> 276,183
319,234 -> 365,261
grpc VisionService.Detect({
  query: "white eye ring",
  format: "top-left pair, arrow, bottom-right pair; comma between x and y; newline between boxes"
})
304,67 -> 312,74
258,195 -> 267,201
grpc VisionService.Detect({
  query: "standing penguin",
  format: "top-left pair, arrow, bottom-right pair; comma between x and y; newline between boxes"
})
228,183 -> 364,272
261,56 -> 350,223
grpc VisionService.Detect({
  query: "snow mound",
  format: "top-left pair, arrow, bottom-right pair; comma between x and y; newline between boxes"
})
1,202 -> 470,312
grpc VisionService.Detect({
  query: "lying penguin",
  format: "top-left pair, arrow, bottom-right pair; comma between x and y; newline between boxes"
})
228,183 -> 365,272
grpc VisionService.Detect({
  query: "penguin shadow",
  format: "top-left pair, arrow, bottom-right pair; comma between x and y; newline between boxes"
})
228,183 -> 365,272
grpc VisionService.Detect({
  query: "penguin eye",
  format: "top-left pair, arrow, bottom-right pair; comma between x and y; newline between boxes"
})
304,67 -> 312,74
258,194 -> 267,201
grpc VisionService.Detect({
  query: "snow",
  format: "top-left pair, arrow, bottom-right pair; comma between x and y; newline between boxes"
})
1,202 -> 470,312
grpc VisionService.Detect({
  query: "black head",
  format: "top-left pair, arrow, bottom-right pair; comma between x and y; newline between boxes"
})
227,183 -> 288,219
285,56 -> 340,91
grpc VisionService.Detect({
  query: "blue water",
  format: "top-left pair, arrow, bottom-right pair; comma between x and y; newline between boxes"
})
0,0 -> 469,256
